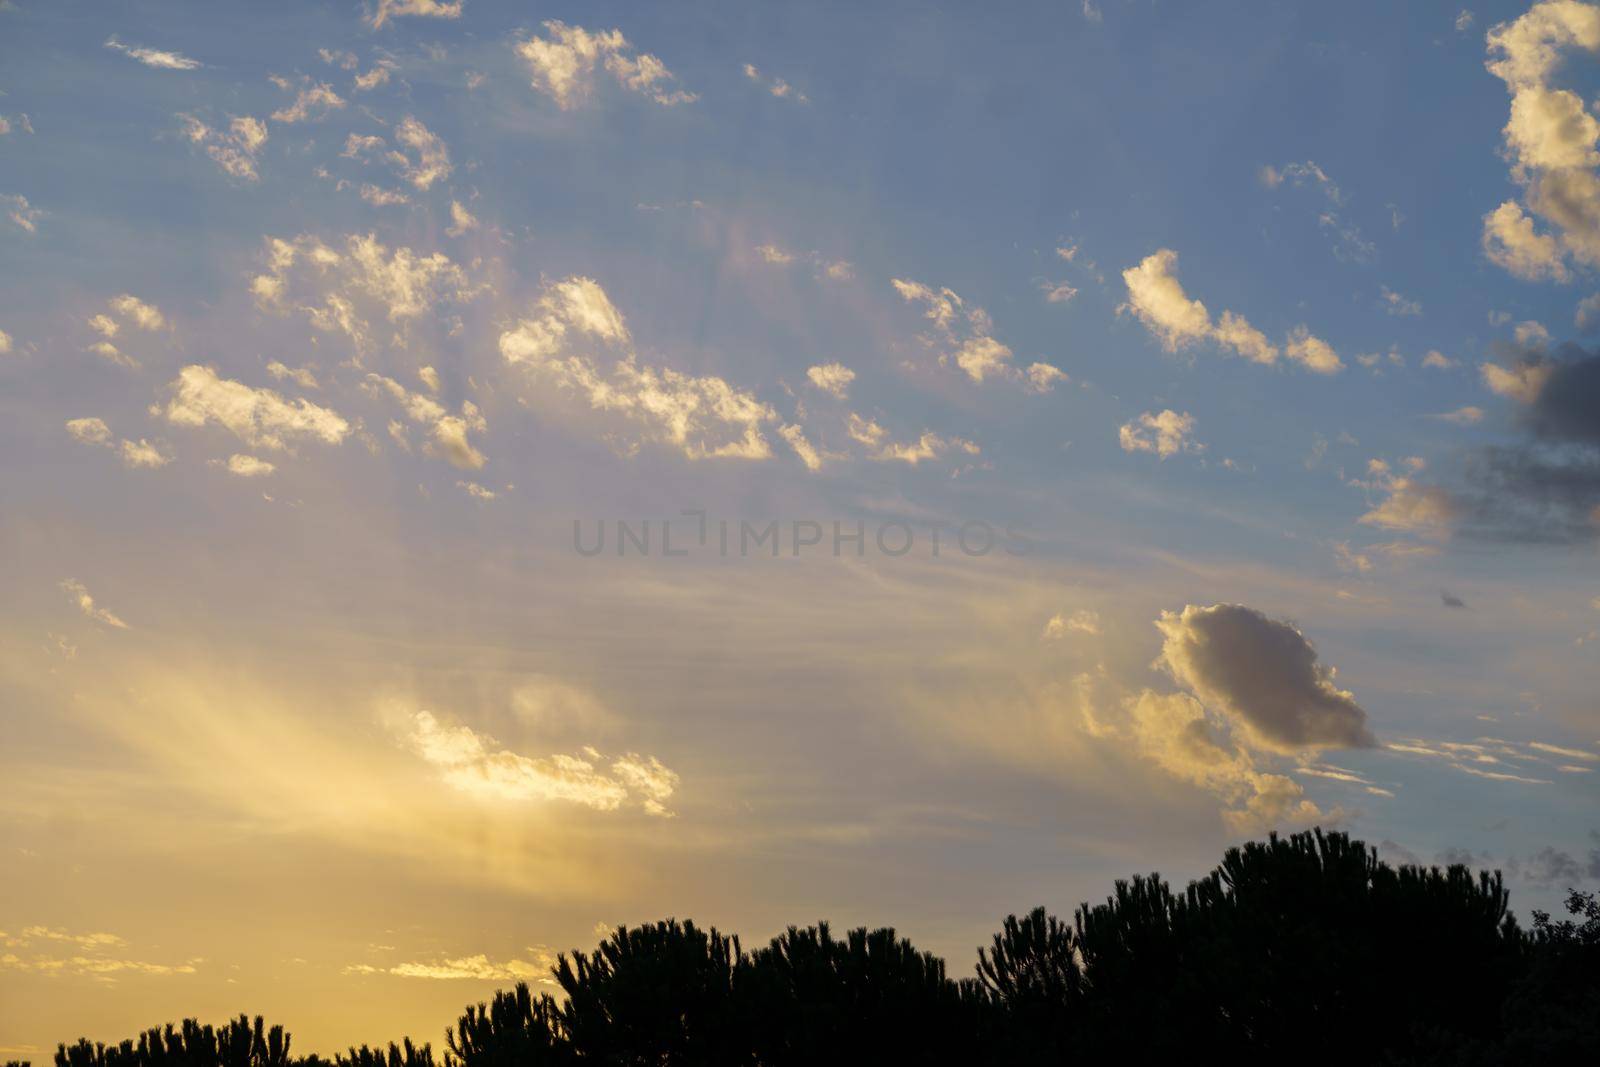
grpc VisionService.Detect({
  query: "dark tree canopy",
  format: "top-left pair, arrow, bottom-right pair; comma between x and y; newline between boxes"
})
26,830 -> 1600,1066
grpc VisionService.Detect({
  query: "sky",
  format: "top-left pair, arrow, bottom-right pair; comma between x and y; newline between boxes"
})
3,0 -> 1600,1054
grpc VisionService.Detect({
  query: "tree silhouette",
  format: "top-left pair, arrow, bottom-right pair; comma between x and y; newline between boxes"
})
28,829 -> 1600,1064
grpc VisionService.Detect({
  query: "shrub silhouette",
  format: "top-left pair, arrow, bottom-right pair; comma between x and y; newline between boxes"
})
29,830 -> 1599,1065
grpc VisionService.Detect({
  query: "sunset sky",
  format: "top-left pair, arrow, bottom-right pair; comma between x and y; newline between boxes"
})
4,0 -> 1600,1054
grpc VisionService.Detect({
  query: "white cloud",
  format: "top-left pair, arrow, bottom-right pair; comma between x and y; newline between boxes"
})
104,36 -> 200,71
457,480 -> 496,500
162,365 -> 351,450
806,362 -> 855,398
179,113 -> 268,181
500,276 -> 775,461
742,63 -> 808,103
266,361 -> 319,389
893,278 -> 1042,385
109,294 -> 166,331
515,21 -> 696,109
874,431 -> 979,465
1118,409 -> 1200,458
396,708 -> 679,815
1482,3 -> 1600,280
269,77 -> 346,124
1040,281 -> 1078,303
1431,405 -> 1485,424
66,417 -> 112,447
349,951 -> 553,982
1042,610 -> 1100,639
1284,325 -> 1344,374
392,116 -> 451,189
446,200 -> 479,237
3,193 -> 42,233
364,373 -> 488,470
1121,249 -> 1279,364
1457,10 -> 1476,32
1422,350 -> 1456,369
1380,285 -> 1422,317
1025,362 -> 1069,393
778,424 -> 822,471
222,454 -> 276,477
369,0 -> 463,29
1481,358 -> 1553,402
1357,459 -> 1458,539
119,439 -> 171,469
251,233 -> 476,351
0,328 -> 11,354
60,579 -> 129,629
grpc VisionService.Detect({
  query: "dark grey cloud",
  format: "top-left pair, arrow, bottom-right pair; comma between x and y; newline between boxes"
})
1441,591 -> 1468,609
1156,603 -> 1377,754
1458,344 -> 1600,544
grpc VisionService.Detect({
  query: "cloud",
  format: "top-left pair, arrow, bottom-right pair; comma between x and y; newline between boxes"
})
162,365 -> 351,450
1154,603 -> 1377,753
446,200 -> 478,237
515,21 -> 696,109
60,580 -> 129,629
266,361 -> 318,389
1357,459 -> 1458,539
893,278 -> 1058,386
501,276 -> 776,461
1441,590 -> 1469,609
1260,161 -> 1375,262
1481,2 -> 1600,280
1025,362 -> 1069,393
66,417 -> 112,447
391,116 -> 451,189
179,114 -> 268,181
67,418 -> 171,468
269,77 -> 346,124
1125,690 -> 1326,834
457,480 -> 495,500
1118,409 -> 1200,458
222,454 -> 276,477
742,63 -> 808,103
873,430 -> 980,465
119,439 -> 171,469
1423,350 -> 1457,369
348,951 -> 554,982
0,328 -> 11,354
369,0 -> 463,28
1432,405 -> 1485,424
1122,250 -> 1334,370
396,708 -> 678,816
1042,610 -> 1100,638
364,373 -> 488,470
806,362 -> 856,398
1380,286 -> 1423,317
104,36 -> 200,71
251,233 -> 476,351
3,193 -> 42,233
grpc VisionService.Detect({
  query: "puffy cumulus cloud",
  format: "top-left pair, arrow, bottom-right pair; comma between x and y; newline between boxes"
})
1154,603 -> 1377,754
389,116 -> 452,189
162,365 -> 351,451
457,480 -> 496,500
266,361 -> 319,390
4,192 -> 42,233
0,327 -> 12,354
59,579 -> 129,629
269,76 -> 346,124
892,278 -> 1062,387
396,708 -> 679,816
119,439 -> 171,469
364,373 -> 488,470
742,63 -> 809,103
251,233 -> 476,351
109,294 -> 166,331
515,21 -> 696,109
1121,250 -> 1282,366
806,362 -> 856,398
104,36 -> 200,71
1125,690 -> 1326,834
369,0 -> 463,29
1285,325 -> 1344,374
221,454 -> 276,477
1118,409 -> 1200,458
1423,350 -> 1457,369
178,113 -> 268,181
1042,609 -> 1100,638
1482,2 -> 1600,279
500,276 -> 777,461
1025,362 -> 1069,393
66,417 -> 112,447
66,417 -> 171,468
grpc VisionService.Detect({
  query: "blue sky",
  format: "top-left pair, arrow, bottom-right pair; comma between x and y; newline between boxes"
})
3,0 -> 1599,1053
